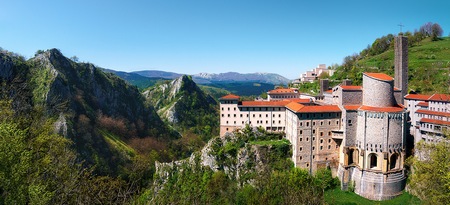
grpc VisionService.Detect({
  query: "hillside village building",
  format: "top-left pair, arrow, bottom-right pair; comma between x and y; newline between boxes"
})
219,34 -> 412,200
292,64 -> 335,85
405,93 -> 450,143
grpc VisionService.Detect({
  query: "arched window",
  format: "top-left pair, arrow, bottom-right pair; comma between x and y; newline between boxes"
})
369,153 -> 377,169
390,153 -> 399,170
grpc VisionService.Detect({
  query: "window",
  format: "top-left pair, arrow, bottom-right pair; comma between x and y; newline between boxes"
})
320,139 -> 323,143
300,130 -> 303,134
259,114 -> 261,117
328,121 -> 331,125
307,122 -> 310,127
279,120 -> 281,124
369,153 -> 377,169
253,114 -> 255,117
313,130 -> 316,134
320,132 -> 323,136
348,120 -> 352,126
279,114 -> 281,117
221,107 -> 224,111
313,146 -> 315,150
328,131 -> 331,136
328,145 -> 331,149
320,121 -> 323,126
300,122 -> 303,126
221,114 -> 224,117
320,146 -> 323,150
299,147 -> 303,151
273,114 -> 275,117
234,121 -> 236,124
313,122 -> 316,126
300,137 -> 303,141
390,153 -> 399,170
234,114 -> 236,117
228,108 -> 230,111
266,114 -> 268,117
226,121 -> 229,124
234,107 -> 236,111
306,137 -> 309,142
228,114 -> 230,117
328,139 -> 331,143
240,114 -> 243,117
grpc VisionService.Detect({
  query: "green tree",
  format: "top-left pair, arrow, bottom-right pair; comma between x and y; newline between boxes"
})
407,141 -> 450,204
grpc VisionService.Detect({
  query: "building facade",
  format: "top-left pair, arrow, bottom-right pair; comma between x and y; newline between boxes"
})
219,34 -> 410,201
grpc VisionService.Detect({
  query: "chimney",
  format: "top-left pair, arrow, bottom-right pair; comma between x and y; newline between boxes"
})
394,33 -> 408,104
320,79 -> 329,95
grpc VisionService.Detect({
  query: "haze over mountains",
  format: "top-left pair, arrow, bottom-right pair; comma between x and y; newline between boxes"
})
130,70 -> 291,85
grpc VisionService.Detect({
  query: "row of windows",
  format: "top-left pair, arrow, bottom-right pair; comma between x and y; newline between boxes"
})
300,112 -> 340,119
225,120 -> 282,125
299,120 -> 339,127
221,100 -> 237,104
298,130 -> 332,137
222,113 -> 283,118
299,144 -> 335,152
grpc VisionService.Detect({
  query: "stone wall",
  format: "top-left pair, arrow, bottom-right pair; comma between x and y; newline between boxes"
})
363,75 -> 395,107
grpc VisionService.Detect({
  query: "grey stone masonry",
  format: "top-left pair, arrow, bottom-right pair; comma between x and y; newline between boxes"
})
394,34 -> 408,104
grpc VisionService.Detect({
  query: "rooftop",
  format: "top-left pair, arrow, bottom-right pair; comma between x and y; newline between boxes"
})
359,105 -> 404,113
340,85 -> 362,91
364,72 -> 394,81
416,109 -> 450,118
420,118 -> 450,126
286,102 -> 341,113
239,101 -> 290,107
404,94 -> 432,101
417,101 -> 429,107
220,94 -> 240,100
344,105 -> 361,111
268,88 -> 298,94
429,94 -> 450,102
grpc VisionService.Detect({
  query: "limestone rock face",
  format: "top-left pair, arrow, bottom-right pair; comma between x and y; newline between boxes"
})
143,74 -> 217,129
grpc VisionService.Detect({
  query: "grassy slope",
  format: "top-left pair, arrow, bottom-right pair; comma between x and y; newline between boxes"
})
333,37 -> 450,94
325,188 -> 421,205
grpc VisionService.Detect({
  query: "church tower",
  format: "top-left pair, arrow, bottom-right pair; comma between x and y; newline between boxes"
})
394,33 -> 408,104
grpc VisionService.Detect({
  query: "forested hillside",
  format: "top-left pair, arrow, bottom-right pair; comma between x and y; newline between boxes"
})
297,22 -> 450,95
0,48 -> 188,203
333,22 -> 449,94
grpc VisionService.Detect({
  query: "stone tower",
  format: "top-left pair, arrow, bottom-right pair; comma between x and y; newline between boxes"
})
394,33 -> 408,104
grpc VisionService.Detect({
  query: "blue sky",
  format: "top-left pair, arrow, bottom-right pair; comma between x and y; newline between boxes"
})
1,0 -> 449,79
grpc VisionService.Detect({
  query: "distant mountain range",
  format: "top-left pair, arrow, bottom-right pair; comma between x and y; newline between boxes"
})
130,70 -> 290,85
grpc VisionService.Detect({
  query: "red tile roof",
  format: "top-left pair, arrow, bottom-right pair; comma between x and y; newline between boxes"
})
340,85 -> 362,91
420,118 -> 450,126
286,102 -> 341,113
404,94 -> 432,101
325,89 -> 333,93
285,102 -> 305,112
364,73 -> 393,81
344,105 -> 361,111
220,94 -> 240,99
284,98 -> 312,104
239,101 -> 290,107
429,94 -> 450,102
417,101 -> 429,107
267,88 -> 298,94
359,105 -> 404,113
416,109 -> 450,118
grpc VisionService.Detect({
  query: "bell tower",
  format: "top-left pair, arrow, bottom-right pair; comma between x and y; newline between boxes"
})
394,33 -> 408,104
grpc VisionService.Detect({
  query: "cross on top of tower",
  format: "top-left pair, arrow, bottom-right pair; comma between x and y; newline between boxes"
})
398,23 -> 404,33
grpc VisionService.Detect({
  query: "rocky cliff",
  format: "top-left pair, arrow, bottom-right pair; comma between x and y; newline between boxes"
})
0,48 -> 177,175
152,128 -> 291,194
142,75 -> 218,136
